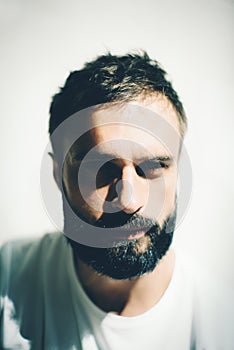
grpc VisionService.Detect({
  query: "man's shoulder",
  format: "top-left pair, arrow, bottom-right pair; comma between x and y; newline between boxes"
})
0,233 -> 76,349
0,232 -> 66,293
0,232 -> 64,264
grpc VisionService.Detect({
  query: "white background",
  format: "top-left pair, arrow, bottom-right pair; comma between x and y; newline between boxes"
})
0,0 -> 233,286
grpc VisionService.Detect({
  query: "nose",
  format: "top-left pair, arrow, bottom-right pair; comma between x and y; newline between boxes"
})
112,165 -> 147,214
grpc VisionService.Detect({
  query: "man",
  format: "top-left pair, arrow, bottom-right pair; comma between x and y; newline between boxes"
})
0,52 -> 232,349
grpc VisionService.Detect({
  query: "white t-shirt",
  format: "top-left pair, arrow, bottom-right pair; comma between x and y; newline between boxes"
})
0,233 -> 233,350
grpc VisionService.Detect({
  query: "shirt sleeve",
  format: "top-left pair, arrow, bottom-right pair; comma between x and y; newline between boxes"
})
0,242 -> 31,350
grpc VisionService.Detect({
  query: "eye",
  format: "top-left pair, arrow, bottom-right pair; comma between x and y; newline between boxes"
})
96,161 -> 121,187
136,160 -> 168,179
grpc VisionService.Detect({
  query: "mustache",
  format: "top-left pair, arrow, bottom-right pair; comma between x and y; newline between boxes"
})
95,211 -> 158,230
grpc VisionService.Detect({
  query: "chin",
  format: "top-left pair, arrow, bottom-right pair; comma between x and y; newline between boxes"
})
66,209 -> 177,280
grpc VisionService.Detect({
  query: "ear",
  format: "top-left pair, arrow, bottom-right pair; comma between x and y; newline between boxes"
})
48,152 -> 62,191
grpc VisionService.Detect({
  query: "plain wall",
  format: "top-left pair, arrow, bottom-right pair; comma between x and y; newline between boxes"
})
0,0 -> 233,286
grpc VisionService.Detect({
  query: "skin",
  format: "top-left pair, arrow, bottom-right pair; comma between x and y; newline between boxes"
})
53,95 -> 182,316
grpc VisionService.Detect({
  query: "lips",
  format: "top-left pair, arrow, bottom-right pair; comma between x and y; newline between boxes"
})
94,212 -> 156,242
110,226 -> 150,241
126,229 -> 146,240
96,213 -> 154,229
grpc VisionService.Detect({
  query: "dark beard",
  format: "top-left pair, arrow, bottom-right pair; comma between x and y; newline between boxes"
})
66,209 -> 177,280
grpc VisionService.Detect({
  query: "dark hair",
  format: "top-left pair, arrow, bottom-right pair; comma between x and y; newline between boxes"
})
49,51 -> 187,137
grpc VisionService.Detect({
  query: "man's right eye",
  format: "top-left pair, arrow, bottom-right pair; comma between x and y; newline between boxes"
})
73,158 -> 121,187
96,161 -> 121,187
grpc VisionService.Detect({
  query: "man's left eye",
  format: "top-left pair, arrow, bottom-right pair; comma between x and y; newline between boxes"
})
136,161 -> 168,178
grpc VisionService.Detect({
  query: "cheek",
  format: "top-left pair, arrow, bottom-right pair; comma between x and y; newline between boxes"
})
80,187 -> 109,213
142,171 -> 177,222
63,165 -> 79,200
64,167 -> 109,216
160,170 -> 177,218
165,168 -> 177,196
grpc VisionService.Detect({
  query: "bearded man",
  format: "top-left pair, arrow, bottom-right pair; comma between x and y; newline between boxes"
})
0,52 -> 232,350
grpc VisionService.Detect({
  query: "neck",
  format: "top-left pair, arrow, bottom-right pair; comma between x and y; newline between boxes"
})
74,248 -> 175,317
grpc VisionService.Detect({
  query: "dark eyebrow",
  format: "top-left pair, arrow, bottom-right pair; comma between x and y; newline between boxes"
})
139,156 -> 173,163
71,150 -> 173,163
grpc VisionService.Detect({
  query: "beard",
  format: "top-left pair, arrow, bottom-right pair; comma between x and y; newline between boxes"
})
64,201 -> 177,280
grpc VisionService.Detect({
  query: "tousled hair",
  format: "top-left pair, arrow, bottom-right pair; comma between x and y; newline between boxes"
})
49,51 -> 187,137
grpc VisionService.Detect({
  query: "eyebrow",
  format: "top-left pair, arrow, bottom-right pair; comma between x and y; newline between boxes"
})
140,156 -> 173,163
71,150 -> 173,163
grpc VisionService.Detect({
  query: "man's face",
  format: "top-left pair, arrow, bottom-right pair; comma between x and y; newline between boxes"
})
61,96 -> 181,279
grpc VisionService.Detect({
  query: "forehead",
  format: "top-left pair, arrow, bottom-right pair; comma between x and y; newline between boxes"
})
92,96 -> 181,133
70,98 -> 181,160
